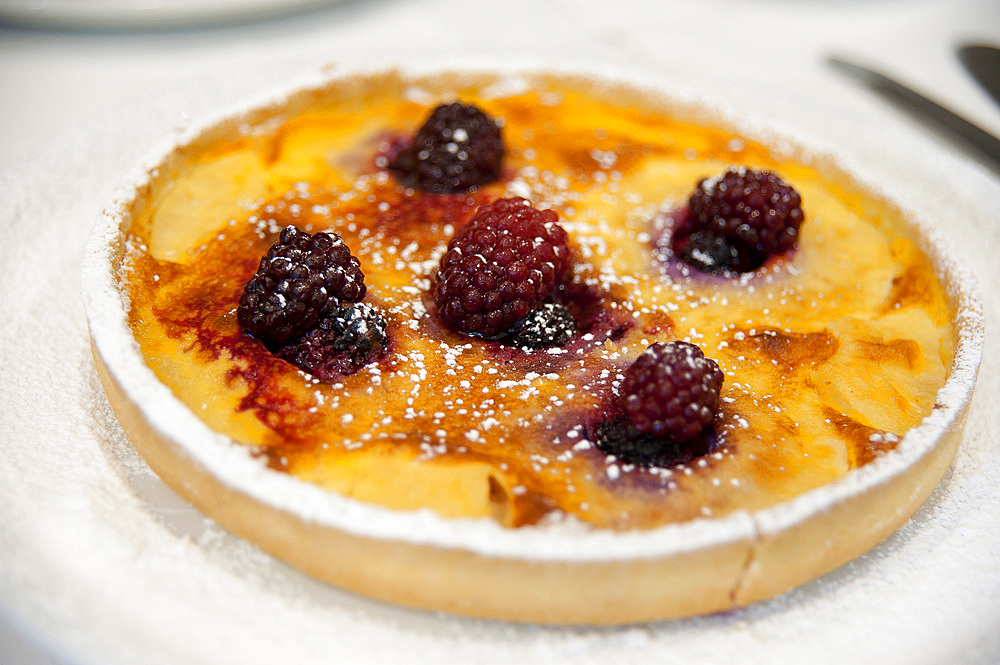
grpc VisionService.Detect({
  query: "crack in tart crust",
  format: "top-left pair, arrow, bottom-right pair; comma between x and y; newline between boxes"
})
85,68 -> 984,623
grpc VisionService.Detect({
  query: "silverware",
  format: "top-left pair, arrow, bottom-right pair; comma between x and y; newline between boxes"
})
957,44 -> 1000,108
827,55 -> 1000,173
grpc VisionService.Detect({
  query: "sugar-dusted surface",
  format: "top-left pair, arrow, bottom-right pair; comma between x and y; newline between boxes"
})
2,54 -> 998,665
114,69 -> 961,533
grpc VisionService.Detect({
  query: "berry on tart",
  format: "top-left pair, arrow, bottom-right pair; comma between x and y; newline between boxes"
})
672,167 -> 804,274
509,302 -> 577,350
237,226 -> 366,346
596,341 -> 724,467
433,197 -> 570,339
276,303 -> 389,381
388,102 -> 504,194
238,226 -> 386,379
620,341 -> 724,441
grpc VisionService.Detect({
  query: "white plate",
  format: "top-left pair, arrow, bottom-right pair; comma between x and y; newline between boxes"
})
2,57 -> 999,665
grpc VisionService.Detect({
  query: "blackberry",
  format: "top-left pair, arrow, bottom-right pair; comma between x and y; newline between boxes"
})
277,303 -> 389,380
433,197 -> 570,338
676,230 -> 745,274
594,417 -> 710,468
238,226 -> 366,346
509,302 -> 577,349
674,167 -> 804,273
619,341 -> 723,441
388,102 -> 504,193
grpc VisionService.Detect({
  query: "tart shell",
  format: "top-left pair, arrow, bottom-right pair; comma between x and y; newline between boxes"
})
83,66 -> 984,625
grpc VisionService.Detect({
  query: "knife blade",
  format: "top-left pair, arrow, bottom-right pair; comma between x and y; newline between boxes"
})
957,44 -> 1000,109
827,56 -> 1000,173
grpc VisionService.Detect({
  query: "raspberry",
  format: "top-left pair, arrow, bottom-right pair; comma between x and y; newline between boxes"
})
388,102 -> 504,193
619,341 -> 723,441
433,197 -> 570,338
276,303 -> 389,380
238,226 -> 366,346
509,302 -> 576,349
674,168 -> 804,273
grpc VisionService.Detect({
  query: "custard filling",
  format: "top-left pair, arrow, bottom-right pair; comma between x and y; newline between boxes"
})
120,76 -> 954,529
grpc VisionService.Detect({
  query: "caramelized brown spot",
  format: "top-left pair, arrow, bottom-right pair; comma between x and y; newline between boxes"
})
555,139 -> 670,178
884,261 -> 938,312
487,474 -> 559,527
515,489 -> 559,527
729,327 -> 839,369
854,337 -> 921,370
487,474 -> 509,521
641,310 -> 674,336
369,187 -> 488,234
258,125 -> 286,167
824,407 -> 900,467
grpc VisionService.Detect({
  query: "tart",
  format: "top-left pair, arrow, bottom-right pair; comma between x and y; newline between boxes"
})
83,66 -> 984,624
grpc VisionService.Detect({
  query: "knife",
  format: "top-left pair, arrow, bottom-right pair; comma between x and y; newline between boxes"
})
957,44 -> 1000,109
827,56 -> 1000,173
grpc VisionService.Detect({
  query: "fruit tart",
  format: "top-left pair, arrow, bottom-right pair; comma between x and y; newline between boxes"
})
83,67 -> 984,624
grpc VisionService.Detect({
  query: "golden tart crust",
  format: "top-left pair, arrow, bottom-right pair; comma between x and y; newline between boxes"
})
85,67 -> 984,623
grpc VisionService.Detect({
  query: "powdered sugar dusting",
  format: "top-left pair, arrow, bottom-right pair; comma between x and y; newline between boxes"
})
82,64 -> 984,568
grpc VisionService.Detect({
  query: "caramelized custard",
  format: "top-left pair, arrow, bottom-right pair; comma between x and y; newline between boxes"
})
121,77 -> 954,529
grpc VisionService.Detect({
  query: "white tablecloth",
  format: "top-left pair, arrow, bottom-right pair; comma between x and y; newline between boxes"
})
2,1 -> 999,663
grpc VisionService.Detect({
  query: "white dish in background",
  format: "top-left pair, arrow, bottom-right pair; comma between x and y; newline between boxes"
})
0,0 -> 343,28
